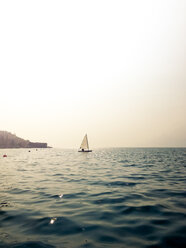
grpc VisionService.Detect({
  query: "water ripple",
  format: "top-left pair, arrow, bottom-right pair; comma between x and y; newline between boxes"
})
0,148 -> 186,248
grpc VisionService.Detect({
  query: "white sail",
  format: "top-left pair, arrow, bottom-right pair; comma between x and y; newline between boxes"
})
80,134 -> 89,150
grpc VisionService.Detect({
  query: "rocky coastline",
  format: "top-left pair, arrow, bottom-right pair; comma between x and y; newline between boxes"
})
0,131 -> 50,149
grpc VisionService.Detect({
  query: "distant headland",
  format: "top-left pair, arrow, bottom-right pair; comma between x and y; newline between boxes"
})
0,131 -> 50,149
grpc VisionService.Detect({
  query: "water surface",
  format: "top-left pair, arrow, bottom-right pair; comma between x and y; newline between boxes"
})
0,148 -> 186,247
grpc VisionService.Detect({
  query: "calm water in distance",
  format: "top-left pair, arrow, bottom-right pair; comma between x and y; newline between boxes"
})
0,148 -> 186,248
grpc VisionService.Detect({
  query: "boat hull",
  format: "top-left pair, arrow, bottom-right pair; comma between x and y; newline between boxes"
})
78,150 -> 92,152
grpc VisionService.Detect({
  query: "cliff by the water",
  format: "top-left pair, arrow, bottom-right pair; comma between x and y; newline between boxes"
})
0,131 -> 48,148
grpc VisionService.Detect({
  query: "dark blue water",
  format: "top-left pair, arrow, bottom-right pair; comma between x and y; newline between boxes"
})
0,148 -> 186,248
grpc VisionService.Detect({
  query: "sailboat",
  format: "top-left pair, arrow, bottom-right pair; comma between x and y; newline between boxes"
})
78,134 -> 92,152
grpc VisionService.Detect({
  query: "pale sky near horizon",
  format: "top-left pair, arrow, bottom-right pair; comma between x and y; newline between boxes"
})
0,0 -> 186,148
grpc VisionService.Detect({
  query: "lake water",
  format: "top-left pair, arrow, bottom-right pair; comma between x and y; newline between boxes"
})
0,148 -> 186,248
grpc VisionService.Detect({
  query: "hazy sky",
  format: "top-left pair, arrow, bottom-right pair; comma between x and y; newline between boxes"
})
0,0 -> 186,148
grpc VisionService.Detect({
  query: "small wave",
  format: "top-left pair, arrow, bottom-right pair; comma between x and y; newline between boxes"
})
2,241 -> 56,248
90,191 -> 113,197
109,181 -> 137,187
64,192 -> 87,199
93,196 -> 126,205
10,188 -> 32,195
150,218 -> 171,226
119,159 -> 129,163
97,234 -> 121,243
121,204 -> 165,215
